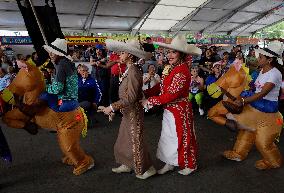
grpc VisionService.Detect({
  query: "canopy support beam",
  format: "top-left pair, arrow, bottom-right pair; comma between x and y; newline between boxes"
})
200,0 -> 258,33
82,0 -> 99,33
229,3 -> 284,36
130,0 -> 160,36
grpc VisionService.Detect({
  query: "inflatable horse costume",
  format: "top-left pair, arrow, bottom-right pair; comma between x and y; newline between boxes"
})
1,60 -> 94,175
208,59 -> 283,170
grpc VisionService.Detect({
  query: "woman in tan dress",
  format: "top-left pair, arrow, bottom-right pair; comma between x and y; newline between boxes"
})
99,39 -> 156,180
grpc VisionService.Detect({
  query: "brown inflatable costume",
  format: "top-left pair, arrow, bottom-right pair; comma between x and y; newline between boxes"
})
208,62 -> 283,170
1,61 -> 94,175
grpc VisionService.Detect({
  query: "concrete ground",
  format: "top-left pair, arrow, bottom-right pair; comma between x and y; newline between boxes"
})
0,111 -> 283,193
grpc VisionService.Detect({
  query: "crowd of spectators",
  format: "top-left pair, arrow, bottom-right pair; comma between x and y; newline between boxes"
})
0,37 -> 283,120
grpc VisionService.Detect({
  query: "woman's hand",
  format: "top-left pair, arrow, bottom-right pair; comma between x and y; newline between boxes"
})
103,106 -> 113,115
97,106 -> 114,121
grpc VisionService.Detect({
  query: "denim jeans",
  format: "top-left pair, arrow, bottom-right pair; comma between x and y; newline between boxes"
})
39,92 -> 79,112
241,90 -> 278,113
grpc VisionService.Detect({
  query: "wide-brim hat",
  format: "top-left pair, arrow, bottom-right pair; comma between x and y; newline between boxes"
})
105,39 -> 152,60
255,40 -> 283,65
154,35 -> 202,56
43,38 -> 73,61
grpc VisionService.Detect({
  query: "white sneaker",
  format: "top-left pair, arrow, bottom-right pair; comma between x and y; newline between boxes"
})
199,108 -> 204,116
178,167 -> 197,176
136,166 -> 156,180
112,165 -> 132,173
157,164 -> 174,175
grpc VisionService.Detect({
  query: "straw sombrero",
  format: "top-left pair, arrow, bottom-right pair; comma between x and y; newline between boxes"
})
43,38 -> 72,61
255,40 -> 283,65
105,39 -> 152,60
154,35 -> 202,56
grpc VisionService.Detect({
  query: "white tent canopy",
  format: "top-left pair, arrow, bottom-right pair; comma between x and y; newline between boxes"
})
0,0 -> 283,36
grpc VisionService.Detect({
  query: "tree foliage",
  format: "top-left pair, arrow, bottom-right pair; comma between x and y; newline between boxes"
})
254,21 -> 284,38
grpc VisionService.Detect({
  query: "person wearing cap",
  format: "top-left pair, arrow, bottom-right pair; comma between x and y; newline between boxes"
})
98,39 -> 156,180
90,44 -> 109,106
141,35 -> 202,176
230,41 -> 283,170
205,61 -> 222,87
92,51 -> 127,105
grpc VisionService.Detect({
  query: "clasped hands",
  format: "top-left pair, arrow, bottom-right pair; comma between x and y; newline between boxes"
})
140,99 -> 149,108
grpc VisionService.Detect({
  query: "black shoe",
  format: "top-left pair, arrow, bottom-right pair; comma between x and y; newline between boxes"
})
23,122 -> 38,135
225,119 -> 238,132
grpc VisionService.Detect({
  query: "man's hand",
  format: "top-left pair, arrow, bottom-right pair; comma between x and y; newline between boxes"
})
96,61 -> 101,67
97,106 -> 105,113
232,99 -> 243,107
222,100 -> 243,114
103,106 -> 113,115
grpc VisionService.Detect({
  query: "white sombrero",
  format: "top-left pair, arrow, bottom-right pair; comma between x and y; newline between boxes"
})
154,35 -> 202,56
105,39 -> 152,60
255,40 -> 283,65
43,38 -> 73,61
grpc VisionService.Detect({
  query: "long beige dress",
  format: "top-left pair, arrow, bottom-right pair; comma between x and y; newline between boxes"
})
111,64 -> 152,175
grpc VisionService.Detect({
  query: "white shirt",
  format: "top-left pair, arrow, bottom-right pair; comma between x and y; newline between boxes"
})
142,73 -> 160,91
254,67 -> 282,101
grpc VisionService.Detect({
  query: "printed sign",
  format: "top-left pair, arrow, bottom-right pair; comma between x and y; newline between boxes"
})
237,37 -> 259,45
1,36 -> 32,45
211,37 -> 236,44
65,36 -> 107,45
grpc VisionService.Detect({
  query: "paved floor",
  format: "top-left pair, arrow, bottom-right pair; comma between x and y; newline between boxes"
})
0,111 -> 283,193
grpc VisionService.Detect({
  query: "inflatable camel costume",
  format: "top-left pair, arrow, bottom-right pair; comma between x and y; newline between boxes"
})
208,55 -> 283,170
1,59 -> 94,176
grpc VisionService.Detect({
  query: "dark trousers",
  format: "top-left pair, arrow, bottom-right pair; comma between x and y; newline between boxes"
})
98,78 -> 109,106
109,75 -> 120,104
79,101 -> 92,112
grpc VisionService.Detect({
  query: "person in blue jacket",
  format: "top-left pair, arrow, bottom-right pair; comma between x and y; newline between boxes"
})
78,64 -> 102,113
